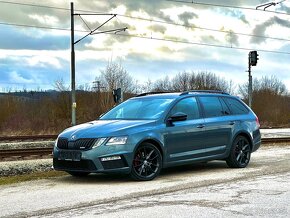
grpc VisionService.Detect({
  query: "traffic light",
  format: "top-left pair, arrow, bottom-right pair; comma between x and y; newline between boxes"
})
249,51 -> 259,66
113,88 -> 122,103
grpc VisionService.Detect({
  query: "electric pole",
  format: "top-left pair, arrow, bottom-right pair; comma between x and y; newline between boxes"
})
70,2 -> 127,126
71,2 -> 76,126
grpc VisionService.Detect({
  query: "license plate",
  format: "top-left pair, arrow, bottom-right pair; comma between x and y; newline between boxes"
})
58,151 -> 81,161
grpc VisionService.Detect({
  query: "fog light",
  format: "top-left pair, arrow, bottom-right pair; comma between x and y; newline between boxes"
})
101,156 -> 121,162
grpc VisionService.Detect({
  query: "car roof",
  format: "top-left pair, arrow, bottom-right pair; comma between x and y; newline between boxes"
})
133,90 -> 231,100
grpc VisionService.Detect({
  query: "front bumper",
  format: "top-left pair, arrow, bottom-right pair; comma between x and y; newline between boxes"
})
53,145 -> 133,174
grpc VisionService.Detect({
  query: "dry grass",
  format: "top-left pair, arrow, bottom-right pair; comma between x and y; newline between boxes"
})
0,171 -> 66,186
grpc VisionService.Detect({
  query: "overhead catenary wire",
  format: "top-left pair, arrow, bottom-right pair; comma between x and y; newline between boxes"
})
166,0 -> 290,16
0,0 -> 290,43
0,0 -> 289,56
0,21 -> 290,56
1,0 -> 290,15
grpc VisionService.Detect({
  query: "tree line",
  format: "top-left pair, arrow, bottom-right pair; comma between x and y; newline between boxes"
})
0,61 -> 289,135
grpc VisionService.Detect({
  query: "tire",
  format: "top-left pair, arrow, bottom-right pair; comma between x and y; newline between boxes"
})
226,135 -> 251,168
130,143 -> 162,181
66,171 -> 90,177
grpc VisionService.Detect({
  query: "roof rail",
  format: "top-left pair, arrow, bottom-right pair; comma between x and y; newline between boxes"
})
180,90 -> 230,96
135,91 -> 172,97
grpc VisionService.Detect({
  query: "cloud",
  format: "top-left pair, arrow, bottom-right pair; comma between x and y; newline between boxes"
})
178,11 -> 198,26
148,24 -> 167,34
225,30 -> 239,47
9,71 -> 34,84
0,25 -> 70,50
25,56 -> 62,69
251,16 -> 290,44
219,9 -> 249,24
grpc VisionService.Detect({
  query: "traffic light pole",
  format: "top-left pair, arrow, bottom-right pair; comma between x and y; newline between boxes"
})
248,61 -> 252,108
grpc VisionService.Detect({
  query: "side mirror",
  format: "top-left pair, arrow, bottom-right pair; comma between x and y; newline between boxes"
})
167,112 -> 187,125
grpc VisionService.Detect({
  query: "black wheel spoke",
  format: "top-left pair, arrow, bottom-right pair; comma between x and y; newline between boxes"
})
236,153 -> 242,162
148,154 -> 158,161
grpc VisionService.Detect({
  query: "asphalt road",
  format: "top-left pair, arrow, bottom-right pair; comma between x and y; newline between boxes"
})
1,144 -> 290,218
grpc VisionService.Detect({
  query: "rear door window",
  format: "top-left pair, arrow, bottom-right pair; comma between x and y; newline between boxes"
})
223,97 -> 249,115
199,96 -> 224,118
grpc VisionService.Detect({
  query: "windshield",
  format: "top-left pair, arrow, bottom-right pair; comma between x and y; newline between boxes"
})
100,98 -> 174,120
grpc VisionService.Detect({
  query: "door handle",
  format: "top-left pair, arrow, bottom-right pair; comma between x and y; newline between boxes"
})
197,124 -> 205,128
229,121 -> 235,125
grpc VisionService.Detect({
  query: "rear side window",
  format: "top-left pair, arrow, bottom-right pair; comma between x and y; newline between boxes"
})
169,97 -> 200,120
199,96 -> 224,117
223,97 -> 249,115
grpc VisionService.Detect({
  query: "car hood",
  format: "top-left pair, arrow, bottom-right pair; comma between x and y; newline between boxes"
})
58,119 -> 156,140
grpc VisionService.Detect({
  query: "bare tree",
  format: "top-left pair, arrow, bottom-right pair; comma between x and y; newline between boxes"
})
53,78 -> 69,91
239,75 -> 287,100
152,75 -> 172,92
97,60 -> 136,93
171,71 -> 192,91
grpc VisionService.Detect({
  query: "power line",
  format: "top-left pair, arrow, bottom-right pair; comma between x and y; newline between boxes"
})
1,0 -> 290,43
114,32 -> 290,55
166,0 -> 290,16
0,0 -> 68,11
0,1 -> 290,55
0,21 -> 290,55
2,0 -> 290,15
116,14 -> 290,43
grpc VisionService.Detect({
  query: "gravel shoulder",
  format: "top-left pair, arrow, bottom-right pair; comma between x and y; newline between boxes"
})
0,144 -> 289,218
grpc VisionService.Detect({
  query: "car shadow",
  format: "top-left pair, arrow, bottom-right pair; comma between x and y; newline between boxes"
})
55,161 -> 230,184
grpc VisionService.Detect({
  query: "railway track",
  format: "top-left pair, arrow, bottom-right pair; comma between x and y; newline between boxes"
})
0,135 -> 57,141
0,147 -> 53,160
0,136 -> 289,161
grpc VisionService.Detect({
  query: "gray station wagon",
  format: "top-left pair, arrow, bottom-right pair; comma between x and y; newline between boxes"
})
53,90 -> 261,181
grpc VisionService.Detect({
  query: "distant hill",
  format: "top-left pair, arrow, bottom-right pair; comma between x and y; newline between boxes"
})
0,90 -> 59,99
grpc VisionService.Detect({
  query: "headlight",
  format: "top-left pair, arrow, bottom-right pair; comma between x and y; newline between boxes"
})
92,138 -> 107,148
106,136 -> 128,146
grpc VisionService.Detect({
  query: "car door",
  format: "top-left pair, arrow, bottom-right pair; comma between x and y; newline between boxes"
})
163,97 -> 206,163
198,96 -> 234,156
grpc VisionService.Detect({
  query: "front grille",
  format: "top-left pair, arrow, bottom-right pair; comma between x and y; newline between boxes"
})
57,138 -> 96,150
53,158 -> 97,171
57,138 -> 68,149
101,156 -> 128,170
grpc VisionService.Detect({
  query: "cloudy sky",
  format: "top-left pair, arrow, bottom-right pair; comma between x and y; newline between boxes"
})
0,0 -> 290,92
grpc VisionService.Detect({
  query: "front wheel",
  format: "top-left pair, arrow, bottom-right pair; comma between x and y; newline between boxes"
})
131,143 -> 162,181
226,136 -> 251,168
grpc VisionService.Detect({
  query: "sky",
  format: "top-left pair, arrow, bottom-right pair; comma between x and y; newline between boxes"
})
0,0 -> 290,92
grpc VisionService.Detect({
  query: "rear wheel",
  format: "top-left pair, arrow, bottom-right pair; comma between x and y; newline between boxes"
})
66,171 -> 90,177
131,143 -> 162,181
226,135 -> 251,168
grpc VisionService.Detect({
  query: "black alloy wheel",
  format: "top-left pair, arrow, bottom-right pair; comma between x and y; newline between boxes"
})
67,171 -> 90,177
226,136 -> 251,168
131,143 -> 162,181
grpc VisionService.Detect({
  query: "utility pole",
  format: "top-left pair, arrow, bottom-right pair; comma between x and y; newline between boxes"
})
71,2 -> 76,126
93,80 -> 103,92
69,2 -> 127,126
